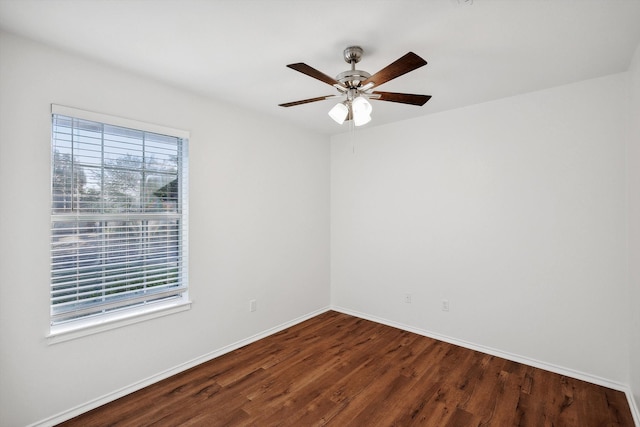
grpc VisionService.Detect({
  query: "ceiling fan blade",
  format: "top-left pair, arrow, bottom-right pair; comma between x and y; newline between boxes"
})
279,95 -> 334,107
362,52 -> 427,88
287,63 -> 343,88
372,91 -> 431,106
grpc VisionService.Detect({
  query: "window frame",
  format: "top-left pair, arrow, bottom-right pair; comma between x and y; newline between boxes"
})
48,104 -> 190,344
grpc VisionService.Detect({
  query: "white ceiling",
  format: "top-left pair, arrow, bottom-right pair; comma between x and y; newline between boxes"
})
1,0 -> 640,135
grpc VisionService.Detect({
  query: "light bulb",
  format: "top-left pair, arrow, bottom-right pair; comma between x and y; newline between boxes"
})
328,102 -> 349,124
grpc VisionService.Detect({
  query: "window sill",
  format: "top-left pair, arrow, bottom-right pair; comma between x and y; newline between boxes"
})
47,300 -> 192,345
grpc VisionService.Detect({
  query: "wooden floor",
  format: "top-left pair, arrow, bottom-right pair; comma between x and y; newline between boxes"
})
59,311 -> 634,426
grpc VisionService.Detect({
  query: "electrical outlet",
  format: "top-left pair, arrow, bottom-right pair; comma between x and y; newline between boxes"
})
404,293 -> 412,304
250,299 -> 257,312
442,299 -> 449,312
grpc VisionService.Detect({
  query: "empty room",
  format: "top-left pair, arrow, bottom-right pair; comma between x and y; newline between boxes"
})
1,0 -> 640,425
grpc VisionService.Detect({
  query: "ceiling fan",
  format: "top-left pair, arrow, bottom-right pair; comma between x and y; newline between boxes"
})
279,46 -> 431,127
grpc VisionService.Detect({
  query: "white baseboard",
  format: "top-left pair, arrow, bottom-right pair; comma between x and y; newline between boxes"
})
331,305 -> 640,427
30,306 -> 331,427
628,389 -> 640,427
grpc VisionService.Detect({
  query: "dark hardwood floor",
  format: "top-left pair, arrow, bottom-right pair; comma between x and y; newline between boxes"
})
59,311 -> 634,426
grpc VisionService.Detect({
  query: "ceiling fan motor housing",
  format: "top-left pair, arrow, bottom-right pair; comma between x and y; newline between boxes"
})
336,69 -> 371,89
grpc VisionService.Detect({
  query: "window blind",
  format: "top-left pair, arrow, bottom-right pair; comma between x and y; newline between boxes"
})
50,107 -> 189,326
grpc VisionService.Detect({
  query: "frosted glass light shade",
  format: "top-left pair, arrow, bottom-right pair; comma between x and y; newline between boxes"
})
328,102 -> 349,124
352,96 -> 372,116
352,96 -> 372,126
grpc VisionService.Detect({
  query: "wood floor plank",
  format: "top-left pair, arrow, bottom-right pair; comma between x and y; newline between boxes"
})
327,333 -> 435,425
58,311 -> 635,427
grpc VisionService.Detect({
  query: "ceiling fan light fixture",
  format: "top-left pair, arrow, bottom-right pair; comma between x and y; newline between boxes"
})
352,96 -> 372,126
352,96 -> 372,116
328,102 -> 349,124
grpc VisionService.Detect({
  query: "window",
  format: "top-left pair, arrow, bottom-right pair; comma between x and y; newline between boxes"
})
50,105 -> 189,336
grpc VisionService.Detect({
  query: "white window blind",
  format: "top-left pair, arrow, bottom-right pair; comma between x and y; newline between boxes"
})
50,106 -> 189,327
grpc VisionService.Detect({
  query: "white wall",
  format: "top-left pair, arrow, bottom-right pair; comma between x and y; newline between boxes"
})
628,41 -> 640,416
331,73 -> 630,383
0,32 -> 330,426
